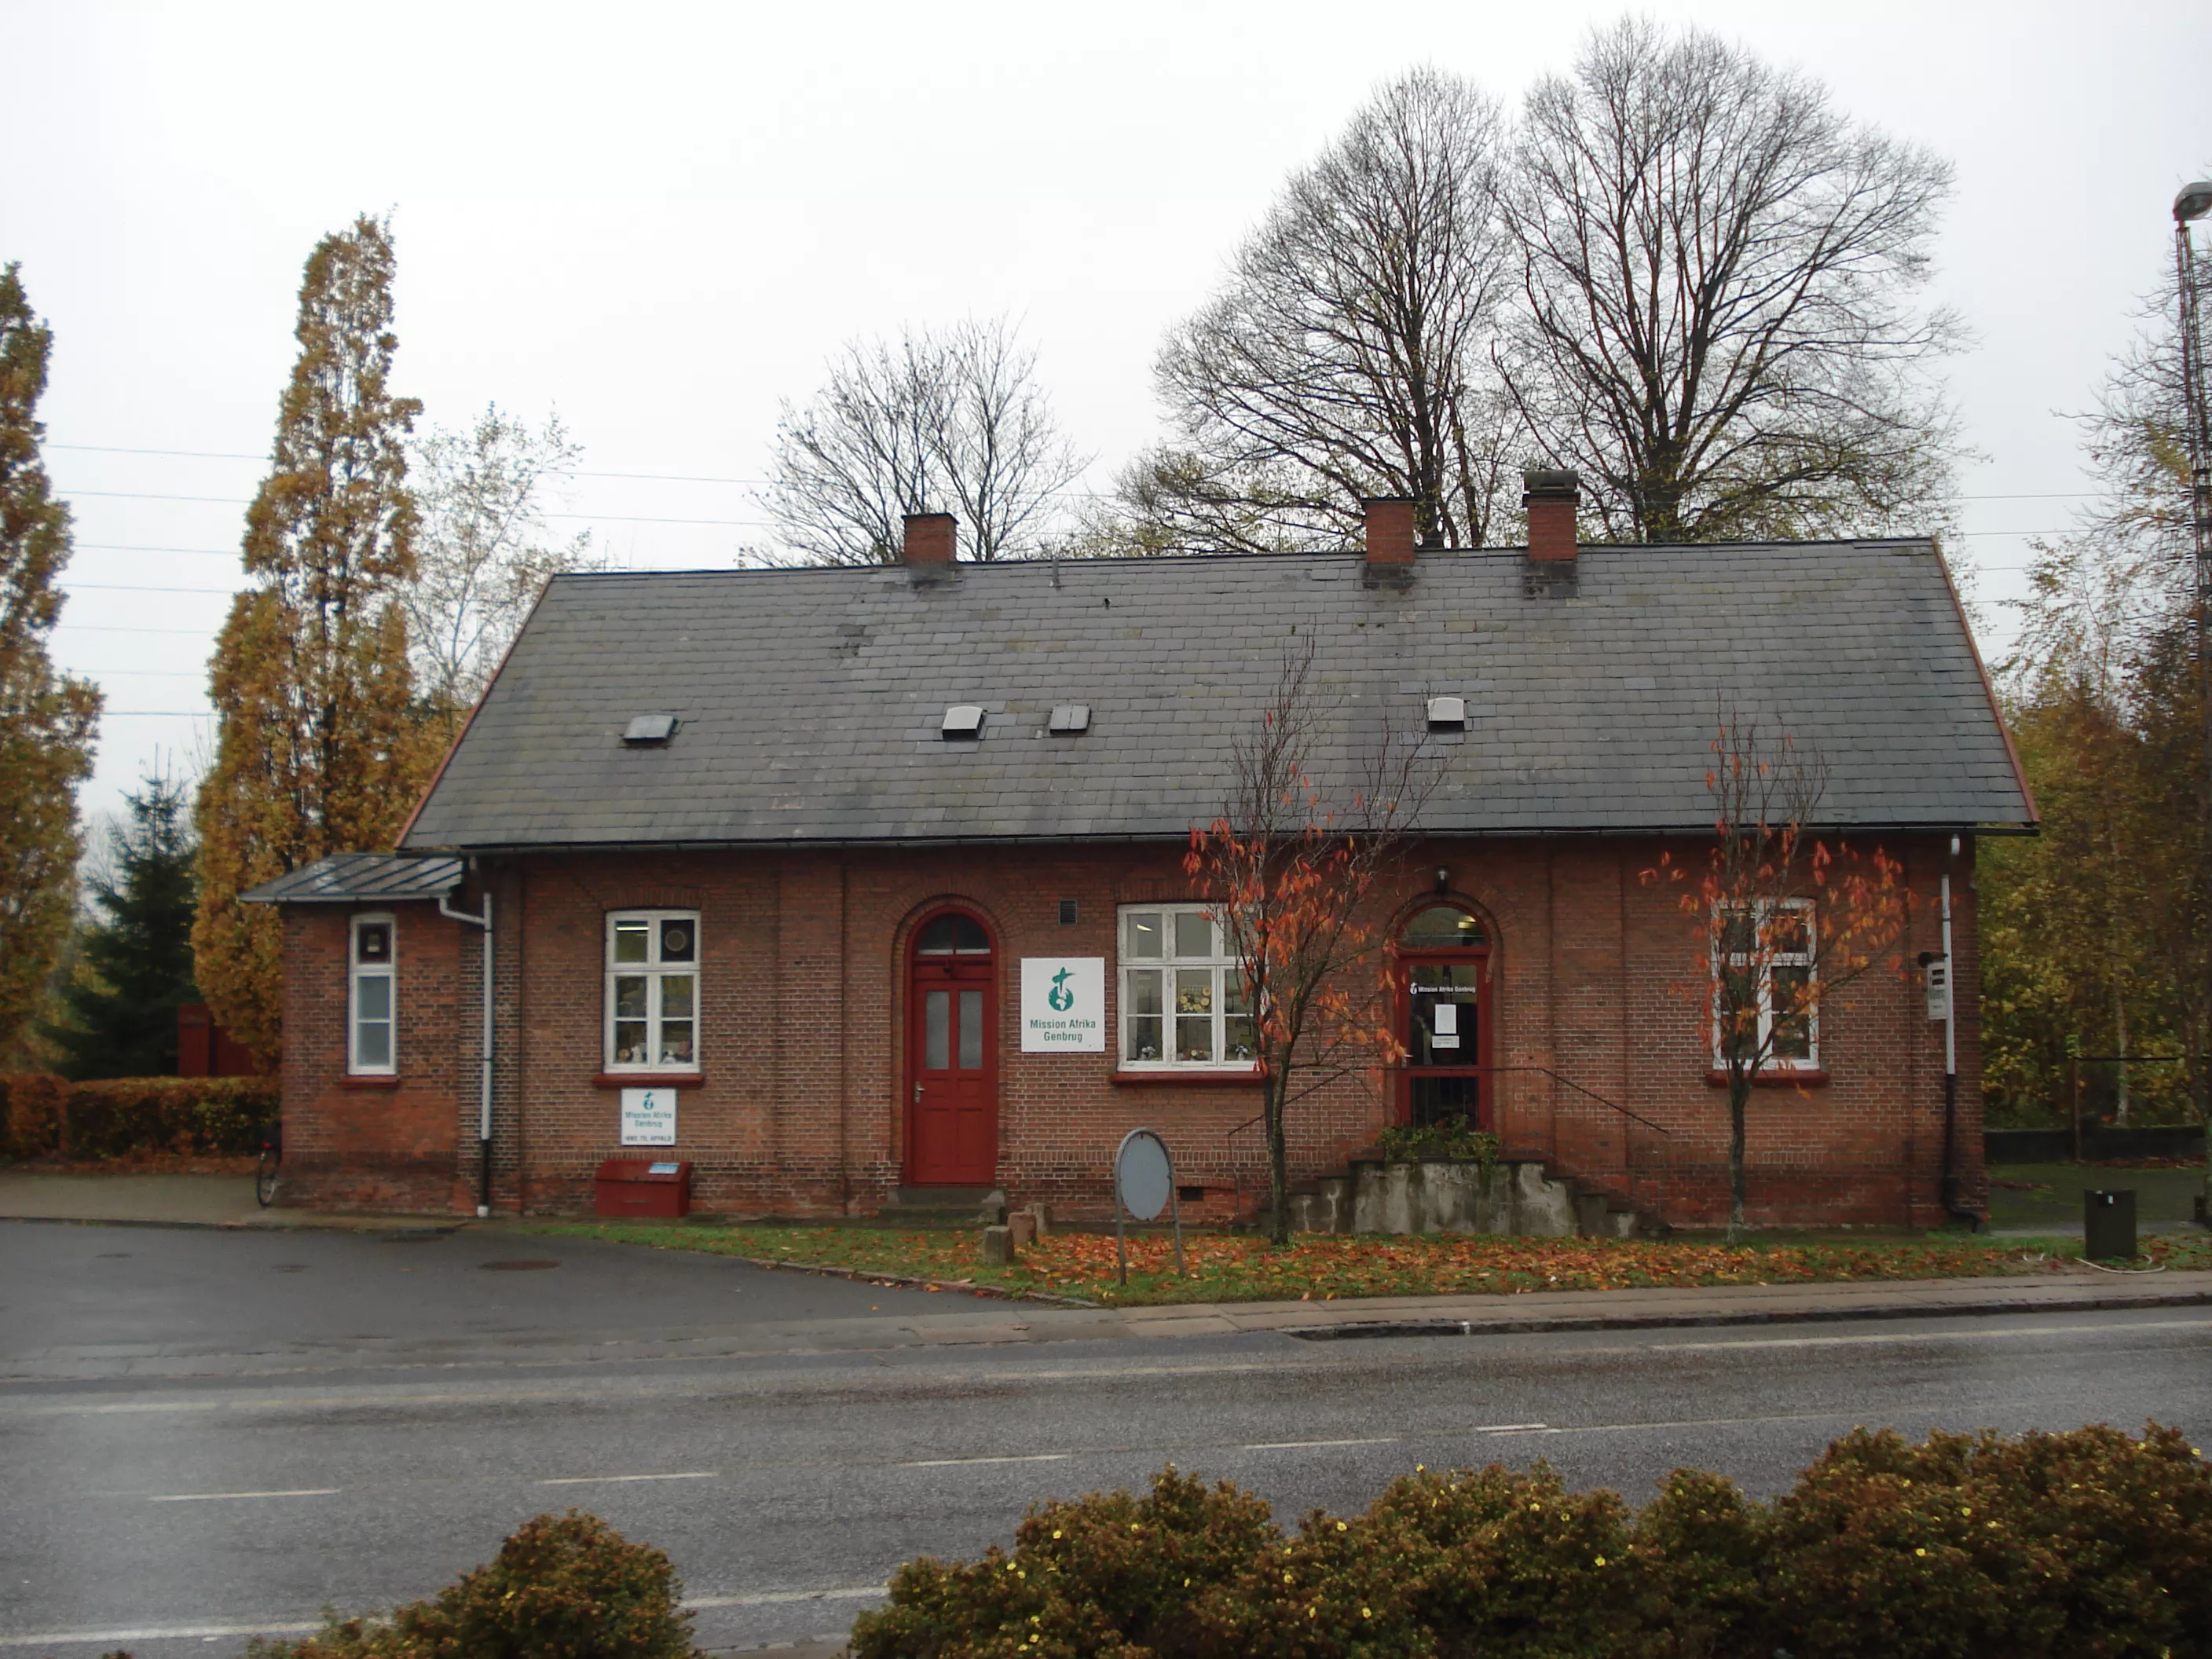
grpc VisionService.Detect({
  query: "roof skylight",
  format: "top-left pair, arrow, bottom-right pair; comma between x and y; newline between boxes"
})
623,714 -> 679,745
941,705 -> 986,738
1426,696 -> 1467,731
1049,704 -> 1091,734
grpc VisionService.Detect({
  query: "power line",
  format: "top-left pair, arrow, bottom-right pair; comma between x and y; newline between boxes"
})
68,592 -> 239,606
45,445 -> 2126,505
76,553 -> 237,566
56,623 -> 227,635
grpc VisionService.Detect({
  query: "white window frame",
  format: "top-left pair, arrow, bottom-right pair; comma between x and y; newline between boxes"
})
1712,898 -> 1819,1071
348,913 -> 397,1076
1116,903 -> 1257,1072
603,910 -> 702,1074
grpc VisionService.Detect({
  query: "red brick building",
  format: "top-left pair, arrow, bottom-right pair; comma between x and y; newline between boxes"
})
246,476 -> 2034,1228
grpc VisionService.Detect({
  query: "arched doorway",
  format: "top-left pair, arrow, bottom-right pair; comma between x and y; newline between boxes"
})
1395,903 -> 1491,1130
906,910 -> 998,1185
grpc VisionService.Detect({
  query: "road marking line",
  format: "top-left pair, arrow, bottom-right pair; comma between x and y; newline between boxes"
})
0,1590 -> 894,1647
1650,1317 -> 2212,1353
1240,1436 -> 1400,1450
536,1470 -> 716,1485
145,1489 -> 339,1503
903,1452 -> 1071,1467
687,1586 -> 888,1608
1473,1423 -> 1549,1433
0,1622 -> 323,1647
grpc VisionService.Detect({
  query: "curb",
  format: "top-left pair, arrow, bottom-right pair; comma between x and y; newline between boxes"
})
0,1212 -> 467,1237
599,1243 -> 1103,1310
1280,1287 -> 2212,1341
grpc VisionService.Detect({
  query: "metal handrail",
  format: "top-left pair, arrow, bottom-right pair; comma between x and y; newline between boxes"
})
1388,1064 -> 1674,1137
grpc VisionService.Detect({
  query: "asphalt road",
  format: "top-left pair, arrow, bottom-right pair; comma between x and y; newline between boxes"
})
5,1221 -> 2210,1656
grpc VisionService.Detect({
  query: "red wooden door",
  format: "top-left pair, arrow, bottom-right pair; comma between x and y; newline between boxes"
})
907,914 -> 998,1185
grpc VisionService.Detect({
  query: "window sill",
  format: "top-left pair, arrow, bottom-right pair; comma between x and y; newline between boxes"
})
339,1074 -> 403,1090
1705,1068 -> 1829,1089
1110,1068 -> 1262,1088
594,1071 -> 706,1090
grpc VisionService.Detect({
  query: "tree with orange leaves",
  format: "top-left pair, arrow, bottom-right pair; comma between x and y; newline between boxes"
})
1185,641 -> 1434,1245
1645,709 -> 1914,1239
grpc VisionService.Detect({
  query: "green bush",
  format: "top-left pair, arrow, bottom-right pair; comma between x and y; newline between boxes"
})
1767,1423 -> 2212,1658
0,1071 -> 276,1161
851,1467 -> 1273,1659
247,1511 -> 695,1659
850,1426 -> 2212,1659
1375,1115 -> 1499,1166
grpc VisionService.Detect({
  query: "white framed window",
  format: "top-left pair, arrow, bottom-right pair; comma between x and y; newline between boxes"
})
605,910 -> 701,1072
349,914 -> 397,1075
1118,905 -> 1256,1069
1712,899 -> 1818,1069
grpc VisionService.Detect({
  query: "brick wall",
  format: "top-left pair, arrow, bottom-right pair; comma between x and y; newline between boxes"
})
276,833 -> 1983,1228
278,902 -> 467,1212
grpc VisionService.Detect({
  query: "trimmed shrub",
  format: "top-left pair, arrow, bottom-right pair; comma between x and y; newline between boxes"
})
849,1426 -> 2212,1659
0,1071 -> 276,1161
247,1510 -> 695,1659
0,1071 -> 68,1161
1767,1423 -> 2212,1659
851,1467 -> 1275,1659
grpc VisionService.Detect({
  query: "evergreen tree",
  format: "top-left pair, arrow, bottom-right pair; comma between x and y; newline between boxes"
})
192,216 -> 433,1064
0,263 -> 102,1064
46,775 -> 200,1079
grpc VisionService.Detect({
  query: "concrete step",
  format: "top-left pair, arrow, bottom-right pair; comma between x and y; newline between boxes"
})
886,1185 -> 1005,1223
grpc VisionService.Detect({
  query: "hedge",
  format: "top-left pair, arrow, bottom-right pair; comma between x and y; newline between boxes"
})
852,1423 -> 2212,1659
0,1071 -> 278,1162
239,1510 -> 697,1659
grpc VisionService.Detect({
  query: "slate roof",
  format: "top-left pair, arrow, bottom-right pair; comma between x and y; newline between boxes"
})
397,541 -> 2034,852
241,853 -> 465,904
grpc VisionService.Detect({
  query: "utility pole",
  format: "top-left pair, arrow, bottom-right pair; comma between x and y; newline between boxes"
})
2177,183 -> 2212,822
2174,181 -> 2212,1207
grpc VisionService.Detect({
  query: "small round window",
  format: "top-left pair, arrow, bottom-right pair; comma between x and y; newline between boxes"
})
1401,906 -> 1485,949
916,913 -> 991,954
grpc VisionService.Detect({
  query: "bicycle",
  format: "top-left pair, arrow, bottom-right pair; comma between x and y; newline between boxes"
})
255,1119 -> 282,1208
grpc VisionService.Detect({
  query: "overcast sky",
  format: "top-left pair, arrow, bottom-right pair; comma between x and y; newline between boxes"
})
6,0 -> 2209,830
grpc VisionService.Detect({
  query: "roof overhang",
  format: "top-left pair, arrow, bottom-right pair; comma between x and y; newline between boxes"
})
240,854 -> 467,906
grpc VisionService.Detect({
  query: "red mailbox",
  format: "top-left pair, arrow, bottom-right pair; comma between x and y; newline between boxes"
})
593,1158 -> 692,1218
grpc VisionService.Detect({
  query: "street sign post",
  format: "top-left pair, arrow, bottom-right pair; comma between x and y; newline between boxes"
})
1113,1127 -> 1185,1284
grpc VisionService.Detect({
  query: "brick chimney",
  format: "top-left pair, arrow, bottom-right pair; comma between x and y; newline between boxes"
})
1363,497 -> 1416,568
903,512 -> 957,565
1523,469 -> 1580,563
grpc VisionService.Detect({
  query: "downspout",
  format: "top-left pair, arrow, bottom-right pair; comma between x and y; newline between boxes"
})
1938,838 -> 1983,1230
440,865 -> 494,1219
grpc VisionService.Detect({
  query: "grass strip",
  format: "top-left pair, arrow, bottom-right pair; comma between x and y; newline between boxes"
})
518,1218 -> 2212,1308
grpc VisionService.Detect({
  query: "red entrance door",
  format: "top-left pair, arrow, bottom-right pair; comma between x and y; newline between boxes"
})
907,911 -> 998,1185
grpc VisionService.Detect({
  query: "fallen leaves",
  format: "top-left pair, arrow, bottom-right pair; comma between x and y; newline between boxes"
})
530,1220 -> 2080,1308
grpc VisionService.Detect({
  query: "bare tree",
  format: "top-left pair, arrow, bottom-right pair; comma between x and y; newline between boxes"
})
1643,709 -> 1912,1238
404,405 -> 595,723
1133,68 -> 1518,556
767,317 -> 1086,564
1186,642 -> 1436,1244
1503,20 -> 1963,544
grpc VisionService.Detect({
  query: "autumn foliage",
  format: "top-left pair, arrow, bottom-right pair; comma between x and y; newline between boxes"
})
1185,642 -> 1429,1243
0,263 -> 101,1064
192,217 -> 438,1063
1645,711 -> 1912,1233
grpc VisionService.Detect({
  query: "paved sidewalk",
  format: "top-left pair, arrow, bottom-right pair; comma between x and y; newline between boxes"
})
8,1172 -> 2209,1367
0,1171 -> 455,1230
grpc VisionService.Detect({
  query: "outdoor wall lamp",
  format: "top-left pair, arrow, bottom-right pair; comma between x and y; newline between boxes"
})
1433,866 -> 1451,893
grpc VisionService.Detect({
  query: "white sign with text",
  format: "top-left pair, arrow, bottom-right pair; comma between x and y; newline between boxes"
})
620,1086 -> 678,1146
1020,957 -> 1106,1053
